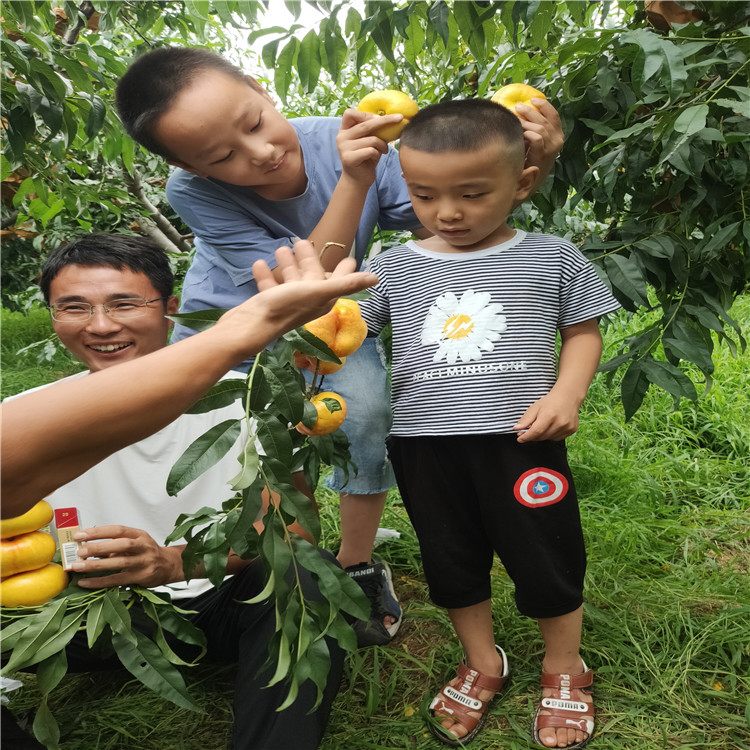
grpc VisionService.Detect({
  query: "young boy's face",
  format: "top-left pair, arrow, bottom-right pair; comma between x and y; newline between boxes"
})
399,142 -> 536,252
154,70 -> 305,197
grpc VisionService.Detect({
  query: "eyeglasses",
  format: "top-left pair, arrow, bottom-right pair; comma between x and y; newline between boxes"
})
47,297 -> 169,322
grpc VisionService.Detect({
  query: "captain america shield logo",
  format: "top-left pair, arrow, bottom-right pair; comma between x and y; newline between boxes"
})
513,468 -> 569,508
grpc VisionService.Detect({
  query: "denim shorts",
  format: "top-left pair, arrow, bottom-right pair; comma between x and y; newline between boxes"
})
303,336 -> 396,494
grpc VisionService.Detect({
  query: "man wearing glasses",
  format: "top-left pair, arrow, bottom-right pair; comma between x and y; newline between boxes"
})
9,233 -> 344,750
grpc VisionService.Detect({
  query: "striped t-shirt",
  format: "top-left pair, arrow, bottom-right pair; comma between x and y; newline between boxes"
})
359,231 -> 621,436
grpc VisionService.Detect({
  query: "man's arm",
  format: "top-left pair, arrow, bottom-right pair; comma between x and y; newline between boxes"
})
1,243 -> 378,517
513,318 -> 602,443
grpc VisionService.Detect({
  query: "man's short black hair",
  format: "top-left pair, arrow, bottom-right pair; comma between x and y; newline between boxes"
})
400,98 -> 525,168
115,46 -> 248,160
40,234 -> 174,303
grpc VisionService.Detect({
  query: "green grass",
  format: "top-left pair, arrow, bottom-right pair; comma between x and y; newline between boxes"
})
4,298 -> 749,749
1,307 -> 82,398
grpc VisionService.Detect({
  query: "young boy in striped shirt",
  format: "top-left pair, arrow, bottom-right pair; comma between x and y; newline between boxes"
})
357,99 -> 620,749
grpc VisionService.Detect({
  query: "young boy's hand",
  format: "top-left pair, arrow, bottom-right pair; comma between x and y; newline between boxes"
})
336,109 -> 401,187
512,389 -> 581,443
515,98 -> 564,184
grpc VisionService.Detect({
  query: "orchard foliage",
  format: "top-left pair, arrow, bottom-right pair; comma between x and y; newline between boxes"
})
256,0 -> 750,416
2,1 -> 748,411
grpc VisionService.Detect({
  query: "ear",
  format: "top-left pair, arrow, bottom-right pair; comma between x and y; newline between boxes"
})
165,295 -> 180,328
515,165 -> 540,203
166,159 -> 208,178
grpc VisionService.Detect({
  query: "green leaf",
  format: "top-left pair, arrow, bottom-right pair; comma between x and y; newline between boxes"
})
453,1 -> 485,61
32,698 -> 60,750
83,94 -> 106,140
101,588 -> 136,645
403,13 -> 425,66
641,358 -> 697,402
673,104 -> 708,136
427,0 -> 450,46
112,629 -> 201,712
265,364 -> 306,424
166,308 -> 228,332
275,38 -> 299,103
275,674 -> 300,711
141,600 -> 205,666
284,327 -> 341,364
257,417 -> 293,466
186,378 -> 247,414
276,483 -> 320,542
165,508 -> 217,545
226,488 -> 262,560
20,610 -> 84,670
621,359 -> 650,421
203,520 -> 230,586
602,254 -> 649,309
2,598 -> 67,674
36,649 -> 68,696
230,437 -> 260,491
696,221 -> 741,260
14,81 -> 42,114
297,29 -> 321,93
167,419 -> 242,495
245,569 -> 276,606
262,38 -> 280,72
260,518 -> 292,595
321,22 -> 347,82
294,539 -> 369,622
267,628 -> 292,687
371,16 -> 396,65
663,325 -> 714,375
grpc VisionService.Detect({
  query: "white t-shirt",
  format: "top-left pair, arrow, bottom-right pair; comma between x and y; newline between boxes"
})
359,231 -> 621,436
13,371 -> 249,599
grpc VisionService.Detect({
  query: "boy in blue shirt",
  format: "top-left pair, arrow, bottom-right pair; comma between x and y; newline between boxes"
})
358,99 -> 620,748
115,47 -> 564,647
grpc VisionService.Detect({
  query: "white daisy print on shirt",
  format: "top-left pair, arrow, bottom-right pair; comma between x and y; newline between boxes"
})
421,290 -> 507,364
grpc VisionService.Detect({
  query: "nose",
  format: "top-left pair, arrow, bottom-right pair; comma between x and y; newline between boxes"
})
84,307 -> 123,334
437,200 -> 462,222
241,137 -> 275,165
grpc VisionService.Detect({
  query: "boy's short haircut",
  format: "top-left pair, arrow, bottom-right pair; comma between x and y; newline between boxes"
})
40,234 -> 174,303
115,47 -> 248,160
400,98 -> 525,169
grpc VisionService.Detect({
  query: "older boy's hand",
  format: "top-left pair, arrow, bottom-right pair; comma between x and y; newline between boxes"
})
515,98 -> 564,186
512,390 -> 580,443
336,108 -> 400,187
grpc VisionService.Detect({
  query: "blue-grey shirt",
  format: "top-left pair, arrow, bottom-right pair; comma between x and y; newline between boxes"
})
165,116 -> 419,343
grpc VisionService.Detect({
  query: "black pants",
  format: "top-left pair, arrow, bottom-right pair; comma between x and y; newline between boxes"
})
387,434 -> 586,618
61,553 -> 344,750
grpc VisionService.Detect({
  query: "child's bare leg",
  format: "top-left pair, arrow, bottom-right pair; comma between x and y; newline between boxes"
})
435,600 -> 506,740
337,491 -> 398,630
537,605 -> 589,748
336,491 -> 387,569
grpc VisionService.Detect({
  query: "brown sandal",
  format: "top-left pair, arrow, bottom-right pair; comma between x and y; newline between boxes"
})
428,646 -> 509,746
531,664 -> 595,749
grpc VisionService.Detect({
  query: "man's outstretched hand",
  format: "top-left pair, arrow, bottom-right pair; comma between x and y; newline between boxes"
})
220,240 -> 378,350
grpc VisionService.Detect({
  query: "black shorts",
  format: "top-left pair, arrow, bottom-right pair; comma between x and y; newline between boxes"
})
387,434 -> 586,619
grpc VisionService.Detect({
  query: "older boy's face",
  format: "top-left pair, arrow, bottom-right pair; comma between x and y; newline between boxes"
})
399,143 -> 533,252
49,265 -> 179,373
155,70 -> 305,198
